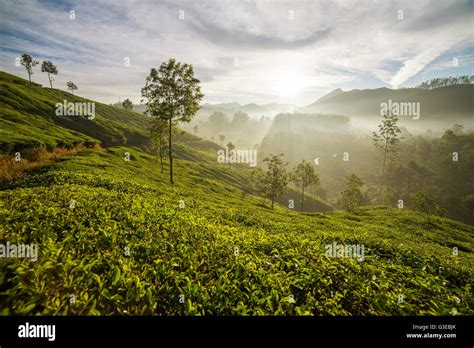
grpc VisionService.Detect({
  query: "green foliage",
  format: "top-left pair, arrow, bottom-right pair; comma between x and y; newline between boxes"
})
0,71 -> 154,153
411,190 -> 446,222
254,154 -> 289,210
66,81 -> 78,95
385,127 -> 474,224
141,59 -> 204,183
373,113 -> 402,200
122,99 -> 133,113
290,160 -> 320,211
340,173 -> 365,213
0,71 -> 472,317
0,148 -> 472,315
40,61 -> 58,88
20,53 -> 39,84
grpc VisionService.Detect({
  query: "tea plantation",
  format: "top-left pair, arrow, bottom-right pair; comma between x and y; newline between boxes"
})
0,71 -> 472,315
1,146 -> 472,315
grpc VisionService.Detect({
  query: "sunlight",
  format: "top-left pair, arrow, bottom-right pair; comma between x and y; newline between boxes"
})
272,72 -> 306,97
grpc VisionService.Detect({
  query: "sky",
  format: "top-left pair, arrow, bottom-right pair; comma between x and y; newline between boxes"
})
0,0 -> 473,106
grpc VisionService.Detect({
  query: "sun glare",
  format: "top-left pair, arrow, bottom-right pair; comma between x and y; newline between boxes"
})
272,72 -> 306,98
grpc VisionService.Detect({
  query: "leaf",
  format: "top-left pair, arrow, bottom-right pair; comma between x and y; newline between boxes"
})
22,303 -> 36,314
111,266 -> 121,285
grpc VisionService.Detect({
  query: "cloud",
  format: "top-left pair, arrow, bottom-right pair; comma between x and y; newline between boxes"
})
0,0 -> 472,105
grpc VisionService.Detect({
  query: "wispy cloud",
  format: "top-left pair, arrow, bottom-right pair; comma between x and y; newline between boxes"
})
0,0 -> 472,105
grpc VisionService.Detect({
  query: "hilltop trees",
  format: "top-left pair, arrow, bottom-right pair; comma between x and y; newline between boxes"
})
141,58 -> 203,184
122,98 -> 133,113
219,134 -> 225,146
41,61 -> 58,88
20,54 -> 39,85
66,81 -> 78,95
254,154 -> 288,210
290,160 -> 320,211
373,113 -> 402,201
416,75 -> 473,89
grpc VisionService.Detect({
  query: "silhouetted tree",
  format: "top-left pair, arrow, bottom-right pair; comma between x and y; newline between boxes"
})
373,113 -> 402,201
41,61 -> 58,88
66,81 -> 78,95
20,54 -> 39,85
122,98 -> 133,113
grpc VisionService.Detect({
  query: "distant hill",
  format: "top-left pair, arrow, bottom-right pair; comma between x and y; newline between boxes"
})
316,88 -> 344,102
199,102 -> 295,118
300,85 -> 474,119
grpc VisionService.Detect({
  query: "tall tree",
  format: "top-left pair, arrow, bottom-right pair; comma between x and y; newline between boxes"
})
20,54 -> 39,85
40,61 -> 58,88
340,173 -> 365,213
141,59 -> 203,184
193,125 -> 199,135
66,81 -> 78,95
254,154 -> 288,210
372,113 -> 402,201
290,160 -> 320,211
219,134 -> 225,146
122,98 -> 133,113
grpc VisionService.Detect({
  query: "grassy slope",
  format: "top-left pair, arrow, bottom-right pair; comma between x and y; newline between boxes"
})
0,71 -> 151,152
1,146 -> 472,315
0,71 -> 472,315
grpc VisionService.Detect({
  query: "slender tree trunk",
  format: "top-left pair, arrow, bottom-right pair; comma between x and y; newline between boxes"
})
168,117 -> 173,184
48,74 -> 52,88
160,138 -> 164,173
378,139 -> 389,201
300,185 -> 305,211
28,72 -> 31,85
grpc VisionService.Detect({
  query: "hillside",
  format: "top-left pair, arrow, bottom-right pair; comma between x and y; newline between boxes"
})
300,85 -> 474,120
0,72 -> 473,316
0,71 -> 223,159
1,145 -> 473,315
